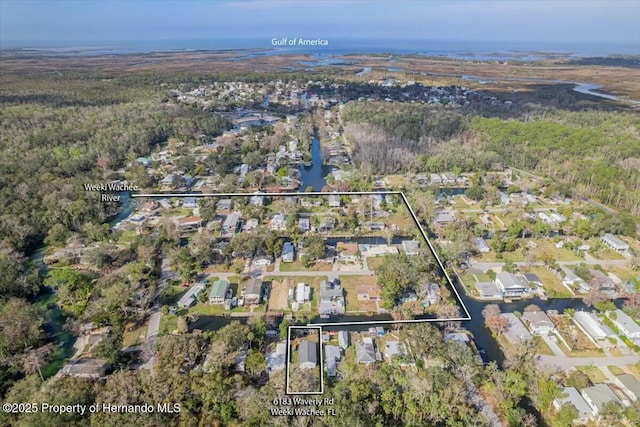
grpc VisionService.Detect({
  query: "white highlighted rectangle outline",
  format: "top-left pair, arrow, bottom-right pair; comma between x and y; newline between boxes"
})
286,325 -> 324,395
131,190 -> 472,325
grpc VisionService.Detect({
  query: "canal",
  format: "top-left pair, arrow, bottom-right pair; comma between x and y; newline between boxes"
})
298,134 -> 330,191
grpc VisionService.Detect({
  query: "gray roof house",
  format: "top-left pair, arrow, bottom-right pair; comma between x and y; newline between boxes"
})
495,272 -> 528,298
282,242 -> 295,263
616,374 -> 640,400
355,341 -> 376,364
572,311 -> 615,344
298,341 -> 318,369
318,280 -> 345,316
324,344 -> 341,377
581,383 -> 622,416
601,233 -> 630,252
244,279 -> 263,305
610,309 -> 640,340
177,282 -> 207,308
338,331 -> 349,349
553,386 -> 591,424
522,311 -> 555,335
402,240 -> 420,256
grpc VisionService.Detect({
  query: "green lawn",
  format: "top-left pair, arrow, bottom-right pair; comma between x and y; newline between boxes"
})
525,266 -> 573,298
533,336 -> 554,356
607,366 -> 624,376
340,275 -> 380,312
577,366 -> 608,384
279,260 -> 333,272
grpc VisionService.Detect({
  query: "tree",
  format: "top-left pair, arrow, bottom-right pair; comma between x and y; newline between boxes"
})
303,233 -> 326,261
21,343 -> 54,381
244,350 -> 266,377
172,247 -> 198,284
482,304 -> 510,336
551,404 -> 578,427
464,185 -> 485,201
177,316 -> 189,334
0,298 -> 45,360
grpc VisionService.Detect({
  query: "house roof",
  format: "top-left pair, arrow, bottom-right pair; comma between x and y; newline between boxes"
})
245,279 -> 262,296
223,213 -> 240,227
522,311 -> 554,329
612,309 -> 640,334
555,387 -> 591,420
602,233 -> 629,248
523,273 -> 541,283
496,272 -> 527,289
210,280 -> 229,298
616,374 -> 640,398
582,384 -> 621,411
298,341 -> 317,365
402,240 -> 420,253
355,342 -> 376,363
476,281 -> 502,297
573,311 -> 614,340
178,215 -> 201,224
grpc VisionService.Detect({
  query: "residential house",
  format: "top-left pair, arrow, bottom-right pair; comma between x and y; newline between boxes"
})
319,216 -> 335,232
553,386 -> 591,424
561,267 -> 588,293
601,233 -> 630,252
572,311 -> 616,346
616,374 -> 640,401
441,172 -> 456,184
318,279 -> 345,316
253,255 -> 273,266
338,331 -> 349,350
282,242 -> 295,262
337,242 -> 359,263
324,344 -> 341,377
177,216 -> 202,232
495,272 -> 529,298
522,311 -> 555,335
419,283 -> 440,306
589,270 -> 616,294
298,341 -> 318,369
60,358 -> 108,379
209,279 -> 230,304
357,284 -> 382,301
243,218 -> 259,231
610,309 -> 640,342
475,237 -> 491,253
250,192 -> 265,206
355,340 -> 376,364
500,313 -> 533,344
270,213 -> 287,231
178,282 -> 207,308
161,174 -> 175,186
267,342 -> 287,371
299,218 -> 310,232
435,211 -> 456,224
430,173 -> 443,185
581,384 -> 622,417
476,282 -> 503,300
182,197 -> 198,209
296,283 -> 311,303
522,273 -> 542,287
244,279 -> 263,305
384,341 -> 409,365
358,244 -> 398,257
328,194 -> 341,208
402,240 -> 420,256
217,198 -> 232,212
222,213 -> 241,235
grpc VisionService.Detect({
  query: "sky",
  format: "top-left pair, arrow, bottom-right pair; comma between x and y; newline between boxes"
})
1,0 -> 639,49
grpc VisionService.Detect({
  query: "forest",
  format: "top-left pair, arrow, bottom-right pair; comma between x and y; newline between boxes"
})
341,100 -> 640,216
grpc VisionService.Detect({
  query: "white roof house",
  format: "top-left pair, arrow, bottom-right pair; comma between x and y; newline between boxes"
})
338,331 -> 349,349
266,342 -> 287,371
475,237 -> 490,253
270,213 -> 287,231
610,309 -> 640,340
601,233 -> 630,252
553,387 -> 591,424
522,311 -> 555,335
581,384 -> 622,416
177,282 -> 207,308
282,242 -> 295,262
573,311 -> 615,344
495,272 -> 528,297
324,344 -> 341,377
296,283 -> 310,303
402,240 -> 420,256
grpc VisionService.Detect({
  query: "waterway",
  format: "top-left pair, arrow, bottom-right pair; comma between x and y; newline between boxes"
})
298,134 -> 330,191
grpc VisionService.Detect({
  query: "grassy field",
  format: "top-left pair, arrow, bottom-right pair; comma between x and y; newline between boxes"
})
264,275 -> 328,309
607,365 -> 624,376
366,256 -> 390,271
577,366 -> 608,384
340,275 -> 380,312
477,238 -> 582,263
524,266 -> 573,298
123,321 -> 148,347
533,336 -> 554,356
279,260 -> 333,272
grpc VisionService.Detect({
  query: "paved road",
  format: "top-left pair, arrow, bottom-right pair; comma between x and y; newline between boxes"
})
140,257 -> 171,370
535,354 -> 640,371
540,334 -> 565,357
466,382 -> 501,427
471,258 -> 629,270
